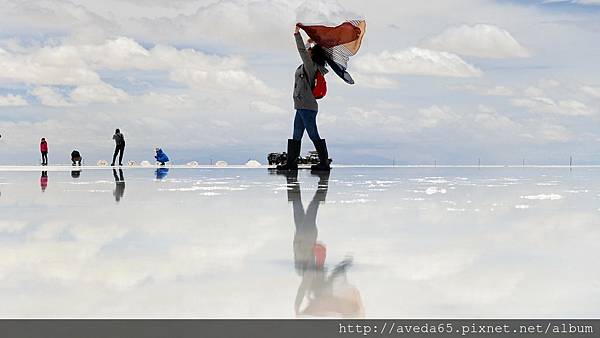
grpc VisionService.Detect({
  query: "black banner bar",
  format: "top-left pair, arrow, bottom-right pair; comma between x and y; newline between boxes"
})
0,320 -> 598,338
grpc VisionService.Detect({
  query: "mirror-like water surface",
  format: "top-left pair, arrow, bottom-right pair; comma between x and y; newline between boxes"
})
0,167 -> 598,318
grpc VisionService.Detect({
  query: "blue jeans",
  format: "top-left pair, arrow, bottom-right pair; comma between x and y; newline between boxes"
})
292,109 -> 321,141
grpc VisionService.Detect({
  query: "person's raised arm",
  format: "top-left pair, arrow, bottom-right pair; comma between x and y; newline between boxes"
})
294,24 -> 315,79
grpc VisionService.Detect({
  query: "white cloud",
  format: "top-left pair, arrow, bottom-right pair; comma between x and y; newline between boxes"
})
70,83 -> 129,104
249,101 -> 286,115
524,86 -> 545,97
31,87 -> 71,107
295,0 -> 361,25
510,97 -> 594,116
474,108 -> 522,131
422,24 -> 530,59
1,36 -> 272,97
535,124 -> 570,142
355,48 -> 483,78
0,47 -> 101,85
0,94 -> 28,106
352,73 -> 400,89
130,0 -> 298,49
417,105 -> 459,127
581,85 -> 600,98
451,84 -> 514,96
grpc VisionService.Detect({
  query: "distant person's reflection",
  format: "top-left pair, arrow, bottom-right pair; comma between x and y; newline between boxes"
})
71,169 -> 81,179
40,171 -> 48,192
280,171 -> 364,318
112,169 -> 125,202
155,167 -> 169,180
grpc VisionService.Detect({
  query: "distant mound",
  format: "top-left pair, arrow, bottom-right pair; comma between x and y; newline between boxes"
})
245,160 -> 261,167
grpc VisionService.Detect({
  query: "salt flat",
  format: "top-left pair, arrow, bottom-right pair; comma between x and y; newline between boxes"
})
0,167 -> 598,318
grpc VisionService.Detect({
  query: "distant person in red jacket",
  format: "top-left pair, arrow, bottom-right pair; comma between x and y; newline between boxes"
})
40,138 -> 48,166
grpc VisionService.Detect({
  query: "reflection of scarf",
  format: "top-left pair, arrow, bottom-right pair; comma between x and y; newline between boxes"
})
299,20 -> 366,84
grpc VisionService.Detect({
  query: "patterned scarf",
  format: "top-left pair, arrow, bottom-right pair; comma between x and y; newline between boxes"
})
298,20 -> 366,84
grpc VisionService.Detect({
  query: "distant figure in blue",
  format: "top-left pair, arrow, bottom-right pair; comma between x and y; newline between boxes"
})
154,147 -> 169,165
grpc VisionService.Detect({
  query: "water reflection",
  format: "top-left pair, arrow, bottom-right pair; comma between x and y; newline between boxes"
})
40,171 -> 48,192
71,169 -> 81,179
112,169 -> 125,202
281,171 -> 365,318
155,168 -> 169,180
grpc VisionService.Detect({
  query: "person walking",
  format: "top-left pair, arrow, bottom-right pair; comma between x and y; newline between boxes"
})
40,138 -> 48,166
111,128 -> 125,166
277,24 -> 330,171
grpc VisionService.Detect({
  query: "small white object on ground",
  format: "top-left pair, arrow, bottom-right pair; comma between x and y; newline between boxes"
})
186,161 -> 199,167
245,160 -> 261,167
520,194 -> 562,200
425,187 -> 447,195
127,160 -> 137,166
140,160 -> 151,167
97,160 -> 108,166
215,161 -> 228,167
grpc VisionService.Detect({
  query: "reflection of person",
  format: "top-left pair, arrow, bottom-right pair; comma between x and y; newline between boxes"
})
40,138 -> 48,166
111,128 -> 125,166
71,170 -> 81,179
71,150 -> 82,166
112,168 -> 125,202
281,171 -> 364,318
155,167 -> 169,180
40,171 -> 48,192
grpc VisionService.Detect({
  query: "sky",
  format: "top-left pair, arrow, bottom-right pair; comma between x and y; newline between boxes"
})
1,0 -> 600,165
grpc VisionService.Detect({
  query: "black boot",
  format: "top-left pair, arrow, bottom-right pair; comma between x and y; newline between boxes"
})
276,139 -> 301,171
311,139 -> 331,171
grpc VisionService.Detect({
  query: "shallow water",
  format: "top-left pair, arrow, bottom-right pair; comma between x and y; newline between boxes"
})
0,167 -> 598,318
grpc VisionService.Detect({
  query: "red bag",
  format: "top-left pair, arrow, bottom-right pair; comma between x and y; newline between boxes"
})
313,243 -> 327,269
313,70 -> 327,99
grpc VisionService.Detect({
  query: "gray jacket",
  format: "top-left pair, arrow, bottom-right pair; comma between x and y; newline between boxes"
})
293,33 -> 319,112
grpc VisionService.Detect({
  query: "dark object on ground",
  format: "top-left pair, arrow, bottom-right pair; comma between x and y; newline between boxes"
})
268,152 -> 287,166
71,150 -> 82,166
268,149 -> 332,167
71,170 -> 81,178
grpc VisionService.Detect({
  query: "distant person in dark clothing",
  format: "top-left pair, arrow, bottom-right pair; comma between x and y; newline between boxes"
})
71,150 -> 82,166
112,168 -> 125,202
40,138 -> 48,166
111,129 -> 125,166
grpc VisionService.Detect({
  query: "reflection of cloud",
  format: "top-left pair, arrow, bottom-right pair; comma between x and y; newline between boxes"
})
2,165 -> 600,317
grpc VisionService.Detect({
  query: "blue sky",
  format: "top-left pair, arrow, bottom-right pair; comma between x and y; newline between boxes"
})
1,0 -> 600,165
